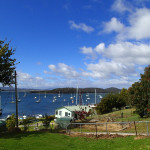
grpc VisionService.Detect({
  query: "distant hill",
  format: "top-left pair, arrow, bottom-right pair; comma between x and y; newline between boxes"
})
105,87 -> 121,93
30,87 -> 121,94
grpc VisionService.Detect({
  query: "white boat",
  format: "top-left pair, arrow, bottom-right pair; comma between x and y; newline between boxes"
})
86,93 -> 89,97
36,99 -> 40,103
70,94 -> 73,99
53,96 -> 57,99
35,93 -> 41,103
44,92 -> 47,98
10,94 -> 15,104
58,91 -> 61,97
23,91 -> 27,97
18,99 -> 21,102
99,95 -> 103,98
18,91 -> 21,102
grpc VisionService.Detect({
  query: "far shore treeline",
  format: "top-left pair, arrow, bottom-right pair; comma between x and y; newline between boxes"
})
0,87 -> 121,94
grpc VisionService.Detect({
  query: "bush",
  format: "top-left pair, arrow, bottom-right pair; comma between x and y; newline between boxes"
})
96,93 -> 126,114
6,114 -> 16,132
42,114 -> 54,129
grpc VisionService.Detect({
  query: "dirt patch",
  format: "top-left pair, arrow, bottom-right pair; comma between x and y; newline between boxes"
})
68,133 -> 127,139
134,136 -> 150,140
82,123 -> 127,132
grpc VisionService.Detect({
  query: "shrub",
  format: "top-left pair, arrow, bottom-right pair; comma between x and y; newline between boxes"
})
6,114 -> 16,132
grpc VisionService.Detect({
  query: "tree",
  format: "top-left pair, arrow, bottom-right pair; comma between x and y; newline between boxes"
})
128,65 -> 150,118
0,40 -> 16,86
96,92 -> 126,114
120,88 -> 129,105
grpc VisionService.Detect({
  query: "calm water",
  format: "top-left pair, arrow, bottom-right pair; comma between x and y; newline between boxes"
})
0,91 -> 105,119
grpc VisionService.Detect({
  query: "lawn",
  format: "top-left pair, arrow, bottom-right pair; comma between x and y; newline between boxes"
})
92,108 -> 150,122
0,132 -> 150,150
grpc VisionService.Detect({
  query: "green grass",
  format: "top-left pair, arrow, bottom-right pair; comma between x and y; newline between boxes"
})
0,132 -> 150,150
92,108 -> 150,122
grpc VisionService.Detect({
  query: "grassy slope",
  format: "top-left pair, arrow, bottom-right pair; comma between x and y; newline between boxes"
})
0,132 -> 150,150
92,108 -> 150,122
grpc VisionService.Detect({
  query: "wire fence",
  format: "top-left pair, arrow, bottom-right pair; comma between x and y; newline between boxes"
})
19,122 -> 58,132
66,121 -> 150,136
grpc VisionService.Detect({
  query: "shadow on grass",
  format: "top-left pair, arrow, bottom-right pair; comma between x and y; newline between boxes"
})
0,129 -> 66,139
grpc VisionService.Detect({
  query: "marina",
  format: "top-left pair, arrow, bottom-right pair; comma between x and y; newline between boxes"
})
0,91 -> 105,119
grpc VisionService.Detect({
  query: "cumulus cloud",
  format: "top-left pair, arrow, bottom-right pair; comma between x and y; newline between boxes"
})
111,0 -> 132,13
104,42 -> 150,65
82,59 -> 135,79
95,43 -> 105,54
80,46 -> 97,59
119,8 -> 150,40
17,71 -> 45,89
69,20 -> 94,33
79,41 -> 150,85
103,18 -> 124,33
47,63 -> 79,79
102,7 -> 150,40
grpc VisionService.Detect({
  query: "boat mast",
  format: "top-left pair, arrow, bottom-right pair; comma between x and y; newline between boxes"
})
95,89 -> 97,104
76,86 -> 78,105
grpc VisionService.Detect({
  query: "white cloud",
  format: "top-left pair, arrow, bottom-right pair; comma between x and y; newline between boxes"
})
78,41 -> 150,86
80,46 -> 93,54
69,20 -> 94,33
103,18 -> 124,33
94,43 -> 105,53
48,63 -> 79,79
106,7 -> 150,40
80,46 -> 97,59
83,59 -> 135,79
122,8 -> 150,40
104,42 -> 150,65
111,0 -> 132,13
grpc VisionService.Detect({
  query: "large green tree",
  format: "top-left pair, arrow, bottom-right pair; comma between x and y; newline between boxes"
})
96,92 -> 126,114
128,65 -> 150,117
0,40 -> 16,86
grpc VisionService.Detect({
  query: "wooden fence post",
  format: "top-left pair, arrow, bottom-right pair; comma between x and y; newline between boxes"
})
146,121 -> 149,136
95,123 -> 97,138
80,124 -> 82,134
106,123 -> 108,134
134,121 -> 137,136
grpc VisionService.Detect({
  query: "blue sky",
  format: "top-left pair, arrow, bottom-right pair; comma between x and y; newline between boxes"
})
1,0 -> 150,89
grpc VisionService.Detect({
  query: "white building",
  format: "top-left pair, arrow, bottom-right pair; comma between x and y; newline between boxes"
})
55,105 -> 93,119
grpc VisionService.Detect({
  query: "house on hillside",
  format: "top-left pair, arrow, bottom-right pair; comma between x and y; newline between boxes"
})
55,105 -> 94,119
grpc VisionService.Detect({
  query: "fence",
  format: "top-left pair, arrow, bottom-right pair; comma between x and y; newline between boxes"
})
19,122 -> 58,132
66,121 -> 150,136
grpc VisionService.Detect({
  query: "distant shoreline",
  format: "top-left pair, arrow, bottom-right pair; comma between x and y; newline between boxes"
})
0,87 -> 121,94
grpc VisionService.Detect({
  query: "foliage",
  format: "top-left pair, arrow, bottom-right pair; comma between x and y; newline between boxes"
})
42,114 -> 54,129
6,114 -> 16,132
96,93 -> 126,114
21,119 -> 29,131
0,40 -> 16,86
128,65 -> 150,118
120,88 -> 129,105
75,110 -> 91,120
